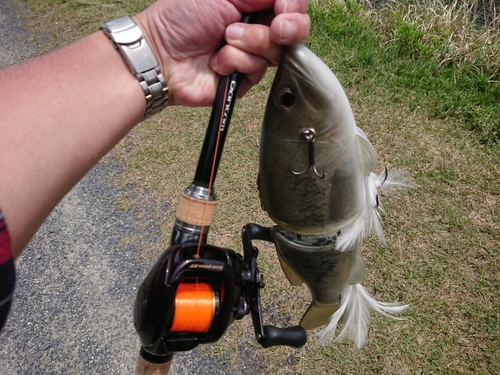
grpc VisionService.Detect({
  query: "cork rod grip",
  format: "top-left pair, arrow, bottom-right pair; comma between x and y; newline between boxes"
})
134,352 -> 172,375
175,191 -> 218,226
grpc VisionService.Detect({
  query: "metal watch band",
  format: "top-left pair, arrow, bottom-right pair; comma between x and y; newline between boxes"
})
101,16 -> 168,119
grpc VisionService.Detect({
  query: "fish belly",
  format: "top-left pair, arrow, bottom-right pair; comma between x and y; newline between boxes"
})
272,228 -> 360,329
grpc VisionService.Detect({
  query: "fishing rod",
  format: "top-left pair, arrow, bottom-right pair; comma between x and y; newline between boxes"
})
133,13 -> 307,375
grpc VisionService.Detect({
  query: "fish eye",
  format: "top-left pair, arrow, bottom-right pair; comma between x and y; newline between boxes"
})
278,88 -> 295,110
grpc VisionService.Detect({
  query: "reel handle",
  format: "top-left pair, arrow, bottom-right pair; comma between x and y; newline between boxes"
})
260,326 -> 307,348
242,223 -> 307,349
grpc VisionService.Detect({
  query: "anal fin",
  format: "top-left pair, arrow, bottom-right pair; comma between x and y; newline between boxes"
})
276,250 -> 303,286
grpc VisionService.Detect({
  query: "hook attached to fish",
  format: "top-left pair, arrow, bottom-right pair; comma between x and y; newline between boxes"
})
290,128 -> 325,179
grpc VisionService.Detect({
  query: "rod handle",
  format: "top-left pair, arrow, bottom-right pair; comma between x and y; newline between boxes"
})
134,349 -> 173,375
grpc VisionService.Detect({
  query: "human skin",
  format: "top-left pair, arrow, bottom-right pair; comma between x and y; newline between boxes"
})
0,0 -> 310,258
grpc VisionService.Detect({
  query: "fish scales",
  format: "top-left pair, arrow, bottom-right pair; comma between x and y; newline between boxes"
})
273,230 -> 359,305
259,45 -> 366,236
258,44 -> 410,348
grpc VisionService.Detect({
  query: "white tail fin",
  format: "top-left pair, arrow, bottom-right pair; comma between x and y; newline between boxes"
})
335,169 -> 414,252
316,284 -> 409,349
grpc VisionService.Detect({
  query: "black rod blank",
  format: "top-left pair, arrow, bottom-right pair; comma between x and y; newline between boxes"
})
193,13 -> 258,187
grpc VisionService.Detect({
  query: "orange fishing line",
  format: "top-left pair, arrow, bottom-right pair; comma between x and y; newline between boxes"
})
196,79 -> 229,257
171,283 -> 215,333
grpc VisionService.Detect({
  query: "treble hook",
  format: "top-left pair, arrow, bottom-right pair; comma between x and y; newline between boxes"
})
375,166 -> 389,208
290,128 -> 325,179
377,166 -> 389,188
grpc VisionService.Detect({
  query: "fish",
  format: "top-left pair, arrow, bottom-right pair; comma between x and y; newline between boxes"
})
259,44 -> 385,250
258,44 -> 411,348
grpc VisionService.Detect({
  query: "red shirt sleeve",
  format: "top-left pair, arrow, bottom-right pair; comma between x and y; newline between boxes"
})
0,211 -> 15,331
0,212 -> 12,262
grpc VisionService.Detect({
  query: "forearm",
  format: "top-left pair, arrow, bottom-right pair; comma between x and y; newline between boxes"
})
0,0 -> 311,258
0,29 -> 146,257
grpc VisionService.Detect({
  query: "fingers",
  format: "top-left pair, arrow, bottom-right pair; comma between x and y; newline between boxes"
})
223,10 -> 310,66
208,46 -> 267,99
270,12 -> 310,45
209,44 -> 268,79
211,0 -> 310,100
230,0 -> 311,46
229,0 -> 309,14
225,23 -> 282,65
157,0 -> 310,106
274,0 -> 309,14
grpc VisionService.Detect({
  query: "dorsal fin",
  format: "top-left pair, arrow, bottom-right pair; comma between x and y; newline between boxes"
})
355,127 -> 377,175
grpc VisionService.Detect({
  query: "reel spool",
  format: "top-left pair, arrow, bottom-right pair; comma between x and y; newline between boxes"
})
134,242 -> 249,353
134,224 -> 307,357
170,282 -> 216,333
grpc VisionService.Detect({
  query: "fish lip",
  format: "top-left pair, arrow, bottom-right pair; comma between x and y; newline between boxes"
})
283,45 -> 325,83
282,45 -> 339,104
282,45 -> 316,86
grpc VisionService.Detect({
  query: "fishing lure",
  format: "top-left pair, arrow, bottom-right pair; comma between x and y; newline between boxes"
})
258,44 -> 412,348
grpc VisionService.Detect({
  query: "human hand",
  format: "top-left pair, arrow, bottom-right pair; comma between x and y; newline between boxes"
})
134,0 -> 310,106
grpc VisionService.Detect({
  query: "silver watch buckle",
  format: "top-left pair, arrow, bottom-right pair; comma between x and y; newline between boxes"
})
110,24 -> 143,45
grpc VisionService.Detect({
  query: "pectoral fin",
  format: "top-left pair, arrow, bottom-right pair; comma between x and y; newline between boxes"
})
300,303 -> 340,330
276,251 -> 303,286
257,174 -> 266,211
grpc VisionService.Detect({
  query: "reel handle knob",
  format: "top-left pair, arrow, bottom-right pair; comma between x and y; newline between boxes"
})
260,326 -> 307,348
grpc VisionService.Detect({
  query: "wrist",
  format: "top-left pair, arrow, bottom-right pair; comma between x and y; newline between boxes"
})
101,16 -> 169,118
132,8 -> 176,105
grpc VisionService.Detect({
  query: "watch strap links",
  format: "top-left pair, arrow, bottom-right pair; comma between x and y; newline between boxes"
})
101,16 -> 168,119
140,66 -> 168,116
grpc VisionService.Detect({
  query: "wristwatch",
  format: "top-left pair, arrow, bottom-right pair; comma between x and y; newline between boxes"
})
101,16 -> 168,119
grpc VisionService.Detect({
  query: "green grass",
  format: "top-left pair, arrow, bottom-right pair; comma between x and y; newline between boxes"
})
307,0 -> 500,144
18,0 -> 500,373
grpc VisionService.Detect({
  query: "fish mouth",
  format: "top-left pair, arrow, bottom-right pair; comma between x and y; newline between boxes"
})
282,45 -> 338,96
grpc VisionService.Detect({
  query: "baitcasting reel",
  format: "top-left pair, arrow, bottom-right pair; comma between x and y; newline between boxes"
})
132,14 -> 305,370
134,223 -> 307,356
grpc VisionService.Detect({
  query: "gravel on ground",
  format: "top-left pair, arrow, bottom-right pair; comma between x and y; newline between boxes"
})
0,1 -> 263,373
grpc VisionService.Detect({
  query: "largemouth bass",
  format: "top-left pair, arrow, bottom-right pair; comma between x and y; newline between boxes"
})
258,44 -> 387,250
259,44 -> 410,348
